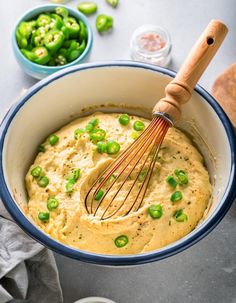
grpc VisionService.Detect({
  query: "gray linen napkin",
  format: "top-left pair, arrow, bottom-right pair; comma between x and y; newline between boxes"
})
0,201 -> 63,303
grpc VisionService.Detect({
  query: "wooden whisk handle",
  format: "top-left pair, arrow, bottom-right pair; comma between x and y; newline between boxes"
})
153,20 -> 228,121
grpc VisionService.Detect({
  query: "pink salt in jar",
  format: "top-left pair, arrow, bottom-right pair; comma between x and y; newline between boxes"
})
130,25 -> 172,67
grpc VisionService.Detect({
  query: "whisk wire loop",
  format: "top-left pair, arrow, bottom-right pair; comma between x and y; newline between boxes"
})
85,116 -> 170,219
94,117 -> 163,217
85,116 -> 159,214
100,119 -> 169,219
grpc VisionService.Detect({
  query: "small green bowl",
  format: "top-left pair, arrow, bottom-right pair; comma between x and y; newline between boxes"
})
12,4 -> 93,79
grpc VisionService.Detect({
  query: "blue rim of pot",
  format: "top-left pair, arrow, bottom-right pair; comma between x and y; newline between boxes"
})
0,61 -> 235,266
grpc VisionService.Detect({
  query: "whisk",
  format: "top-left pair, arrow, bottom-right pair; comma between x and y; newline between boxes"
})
85,20 -> 228,220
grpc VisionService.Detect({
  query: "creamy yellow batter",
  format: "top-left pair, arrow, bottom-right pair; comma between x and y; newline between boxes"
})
25,113 -> 211,255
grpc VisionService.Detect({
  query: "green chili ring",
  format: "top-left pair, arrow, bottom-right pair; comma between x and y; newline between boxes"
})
47,197 -> 59,211
119,114 -> 130,126
148,204 -> 163,219
133,120 -> 145,131
114,235 -> 129,248
95,190 -> 104,201
38,212 -> 50,222
90,129 -> 106,142
106,140 -> 120,155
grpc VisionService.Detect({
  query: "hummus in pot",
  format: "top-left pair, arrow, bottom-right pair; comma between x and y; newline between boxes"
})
25,112 -> 212,255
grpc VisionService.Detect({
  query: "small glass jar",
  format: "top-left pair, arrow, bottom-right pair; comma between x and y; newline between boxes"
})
130,24 -> 172,67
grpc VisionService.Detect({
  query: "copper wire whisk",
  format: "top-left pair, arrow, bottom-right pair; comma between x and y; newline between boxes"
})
85,20 -> 228,220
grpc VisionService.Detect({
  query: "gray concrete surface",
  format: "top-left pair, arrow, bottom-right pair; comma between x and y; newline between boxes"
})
1,1 -> 236,302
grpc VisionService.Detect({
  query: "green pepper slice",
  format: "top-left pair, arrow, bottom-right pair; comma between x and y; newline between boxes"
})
106,16 -> 113,28
89,118 -> 99,127
77,39 -> 86,54
78,20 -> 88,43
63,39 -> 83,50
55,6 -> 69,18
133,120 -> 145,131
96,15 -> 108,33
31,166 -> 43,178
17,21 -> 34,39
61,25 -> 70,40
21,49 -> 38,62
65,168 -> 81,193
58,48 -> 68,57
50,13 -> 63,30
54,53 -> 67,66
16,20 -> 36,49
148,204 -> 163,219
67,49 -> 80,62
114,235 -> 128,248
44,30 -> 64,54
86,124 -> 94,133
96,15 -> 113,33
77,2 -> 97,15
38,212 -> 50,222
67,40 -> 86,62
170,191 -> 183,202
106,0 -> 119,7
74,128 -> 85,139
65,179 -> 76,193
97,141 -> 107,153
63,39 -> 73,49
37,14 -> 51,27
174,169 -> 189,185
173,209 -> 188,222
86,123 -> 94,133
90,129 -> 106,142
64,17 -> 80,38
106,140 -> 120,155
166,176 -> 178,188
30,20 -> 37,28
119,114 -> 130,126
65,40 -> 80,62
37,176 -> 50,188
31,28 -> 46,47
47,197 -> 59,211
48,134 -> 59,146
95,190 -> 104,201
67,168 -> 81,182
16,29 -> 28,48
16,21 -> 36,48
32,47 -> 51,65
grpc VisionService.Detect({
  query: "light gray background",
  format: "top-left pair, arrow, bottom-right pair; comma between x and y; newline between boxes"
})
1,1 -> 236,303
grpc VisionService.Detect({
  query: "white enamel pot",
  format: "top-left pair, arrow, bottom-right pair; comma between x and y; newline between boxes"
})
0,61 -> 235,266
